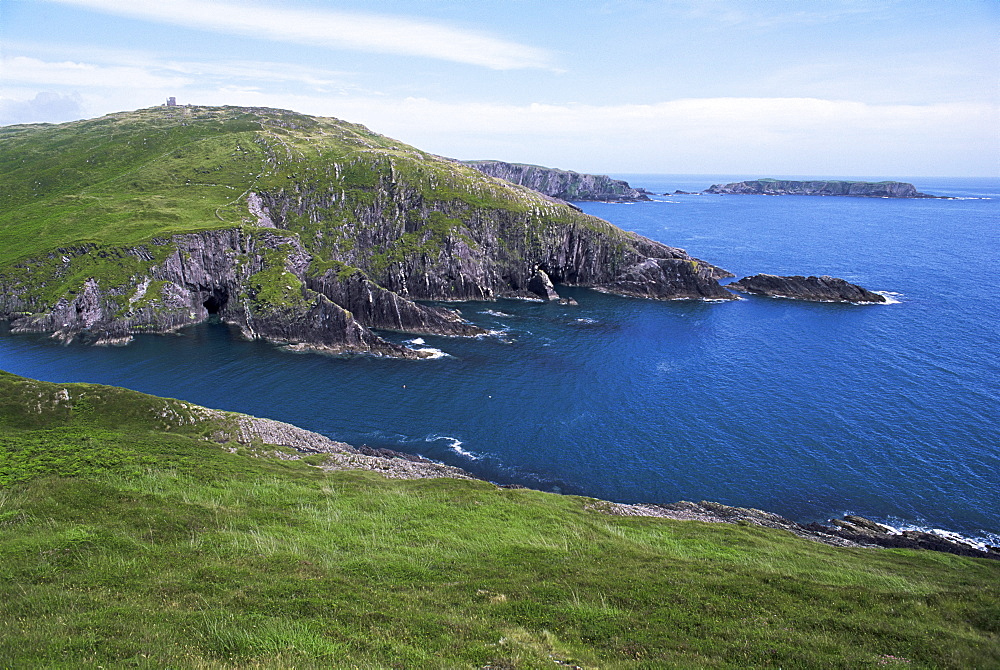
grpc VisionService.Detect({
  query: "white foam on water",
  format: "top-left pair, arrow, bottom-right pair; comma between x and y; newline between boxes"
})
573,318 -> 598,324
896,525 -> 996,552
405,337 -> 426,345
426,434 -> 481,460
480,309 -> 512,317
877,515 -> 999,551
873,291 -> 903,304
410,346 -> 449,359
478,328 -> 514,344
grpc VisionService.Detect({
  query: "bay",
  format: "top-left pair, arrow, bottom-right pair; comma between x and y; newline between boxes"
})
2,175 -> 998,544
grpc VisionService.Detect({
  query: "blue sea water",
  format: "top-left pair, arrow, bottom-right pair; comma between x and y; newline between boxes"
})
2,175 -> 998,544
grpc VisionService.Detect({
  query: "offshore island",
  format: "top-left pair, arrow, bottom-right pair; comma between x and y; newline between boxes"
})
704,178 -> 946,198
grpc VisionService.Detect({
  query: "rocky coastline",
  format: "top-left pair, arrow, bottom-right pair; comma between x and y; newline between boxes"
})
229,403 -> 998,561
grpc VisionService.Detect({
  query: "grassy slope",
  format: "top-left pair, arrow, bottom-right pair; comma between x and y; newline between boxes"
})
0,105 -> 612,269
0,370 -> 997,668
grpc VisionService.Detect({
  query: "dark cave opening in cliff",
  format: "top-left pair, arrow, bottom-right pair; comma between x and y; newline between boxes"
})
202,289 -> 228,315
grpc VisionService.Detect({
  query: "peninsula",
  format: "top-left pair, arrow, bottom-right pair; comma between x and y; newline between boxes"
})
0,106 -> 733,355
463,159 -> 650,202
704,178 -> 943,198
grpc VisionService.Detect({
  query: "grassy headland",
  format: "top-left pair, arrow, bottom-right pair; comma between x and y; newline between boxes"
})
0,370 -> 997,668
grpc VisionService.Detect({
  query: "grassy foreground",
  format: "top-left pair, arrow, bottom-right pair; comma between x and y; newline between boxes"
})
0,371 -> 997,668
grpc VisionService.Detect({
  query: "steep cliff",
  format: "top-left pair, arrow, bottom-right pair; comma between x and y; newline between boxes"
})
464,160 -> 649,202
728,274 -> 887,303
704,179 -> 941,198
0,105 -> 734,355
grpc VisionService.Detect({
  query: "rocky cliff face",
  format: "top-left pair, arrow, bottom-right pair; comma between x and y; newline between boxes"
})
727,274 -> 886,303
1,229 -> 434,357
0,105 -> 734,355
464,160 -> 649,202
704,179 -> 940,198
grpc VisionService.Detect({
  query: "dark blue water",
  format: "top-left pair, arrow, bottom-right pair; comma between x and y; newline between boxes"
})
2,175 -> 998,543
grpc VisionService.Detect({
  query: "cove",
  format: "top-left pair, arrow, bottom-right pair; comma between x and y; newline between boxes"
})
2,175 -> 998,544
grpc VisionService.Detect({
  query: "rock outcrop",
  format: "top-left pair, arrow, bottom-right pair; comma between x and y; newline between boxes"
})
704,179 -> 943,198
464,160 -> 650,202
727,274 -> 886,303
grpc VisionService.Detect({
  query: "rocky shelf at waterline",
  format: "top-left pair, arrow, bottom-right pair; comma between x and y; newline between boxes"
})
597,501 -> 999,560
704,179 -> 947,198
463,160 -> 650,203
0,105 -> 734,356
727,274 -> 887,303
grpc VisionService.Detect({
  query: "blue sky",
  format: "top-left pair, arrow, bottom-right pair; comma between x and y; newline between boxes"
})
1,0 -> 997,176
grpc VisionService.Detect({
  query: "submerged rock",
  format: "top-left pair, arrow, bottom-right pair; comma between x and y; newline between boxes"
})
728,274 -> 886,303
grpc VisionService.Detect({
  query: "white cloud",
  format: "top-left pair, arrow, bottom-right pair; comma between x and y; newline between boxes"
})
1,56 -> 191,89
44,0 -> 555,70
291,95 -> 998,175
0,91 -> 84,125
2,51 -> 994,175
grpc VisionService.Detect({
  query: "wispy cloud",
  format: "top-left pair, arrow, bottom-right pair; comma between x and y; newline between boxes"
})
43,0 -> 556,70
660,0 -> 899,28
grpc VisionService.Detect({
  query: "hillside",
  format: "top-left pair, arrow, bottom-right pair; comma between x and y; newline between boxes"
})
1,369 -> 998,668
0,106 -> 732,355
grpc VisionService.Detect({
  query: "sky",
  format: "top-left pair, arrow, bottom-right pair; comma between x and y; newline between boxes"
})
1,0 -> 997,177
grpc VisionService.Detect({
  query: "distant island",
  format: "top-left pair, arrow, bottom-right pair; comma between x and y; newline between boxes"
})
464,159 -> 650,202
704,179 -> 945,198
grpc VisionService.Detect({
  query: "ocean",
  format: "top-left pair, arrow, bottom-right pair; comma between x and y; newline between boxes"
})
2,174 -> 998,544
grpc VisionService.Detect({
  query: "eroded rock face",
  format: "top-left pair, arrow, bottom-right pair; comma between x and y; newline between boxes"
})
465,160 -> 650,202
599,258 -> 736,301
727,274 -> 886,303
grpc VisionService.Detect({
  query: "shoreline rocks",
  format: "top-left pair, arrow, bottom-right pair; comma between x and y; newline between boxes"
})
728,274 -> 887,303
594,500 -> 1000,559
234,411 -> 997,560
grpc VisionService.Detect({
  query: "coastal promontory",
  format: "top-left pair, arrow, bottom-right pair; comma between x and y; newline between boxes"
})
0,105 -> 734,355
728,274 -> 887,303
464,159 -> 650,202
704,178 -> 941,198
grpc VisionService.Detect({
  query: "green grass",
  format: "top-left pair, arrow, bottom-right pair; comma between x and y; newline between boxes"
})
0,369 -> 998,668
0,104 -> 624,269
